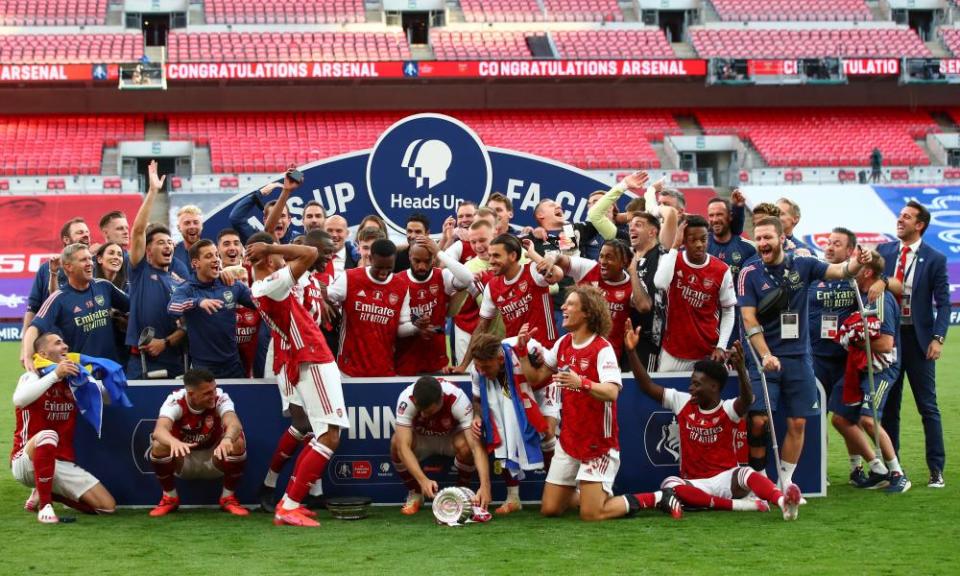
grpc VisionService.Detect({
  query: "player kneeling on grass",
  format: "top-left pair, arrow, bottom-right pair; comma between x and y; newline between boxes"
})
12,333 -> 117,523
516,285 -> 681,521
625,326 -> 802,521
391,376 -> 491,515
149,368 -> 248,517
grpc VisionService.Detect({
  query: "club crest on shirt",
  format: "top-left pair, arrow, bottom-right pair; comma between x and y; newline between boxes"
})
703,278 -> 715,289
204,414 -> 215,429
95,295 -> 105,306
732,252 -> 742,263
614,290 -> 626,300
579,357 -> 590,371
518,280 -> 528,293
223,290 -> 234,303
389,293 -> 400,305
429,284 -> 440,295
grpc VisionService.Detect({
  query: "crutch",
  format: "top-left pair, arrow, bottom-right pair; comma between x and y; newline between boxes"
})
745,339 -> 785,492
850,280 -> 883,453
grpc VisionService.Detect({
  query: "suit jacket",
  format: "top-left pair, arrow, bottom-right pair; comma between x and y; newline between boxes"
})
878,240 -> 950,349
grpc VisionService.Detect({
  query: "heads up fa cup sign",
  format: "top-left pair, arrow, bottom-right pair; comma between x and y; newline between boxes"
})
201,113 -> 615,239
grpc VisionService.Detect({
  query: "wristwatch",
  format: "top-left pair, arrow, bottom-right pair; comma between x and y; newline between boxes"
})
933,335 -> 945,345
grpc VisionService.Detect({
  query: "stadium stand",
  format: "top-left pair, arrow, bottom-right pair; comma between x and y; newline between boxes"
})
459,0 -> 543,23
167,31 -> 411,63
551,30 -> 674,59
0,33 -> 144,64
204,0 -> 365,25
0,0 -> 107,26
459,0 -> 623,22
690,28 -> 931,59
542,0 -> 624,22
696,108 -> 938,167
940,27 -> 960,56
168,110 -> 680,172
430,30 -> 539,60
0,115 -> 143,176
709,0 -> 873,22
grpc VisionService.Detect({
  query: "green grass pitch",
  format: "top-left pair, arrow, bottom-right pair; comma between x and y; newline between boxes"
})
0,340 -> 957,575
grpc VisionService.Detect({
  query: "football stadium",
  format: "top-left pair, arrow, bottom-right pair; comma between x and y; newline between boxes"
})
1,0 -> 959,574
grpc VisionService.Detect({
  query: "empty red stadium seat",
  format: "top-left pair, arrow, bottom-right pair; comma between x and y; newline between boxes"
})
168,110 -> 680,172
0,115 -> 144,176
430,30 -> 538,60
552,30 -> 673,59
167,31 -> 411,63
941,28 -> 960,56
691,27 -> 930,59
103,177 -> 122,190
696,108 -> 936,167
0,32 -> 144,64
838,169 -> 857,182
944,168 -> 960,180
0,0 -> 107,26
170,176 -> 182,190
0,179 -> 8,191
204,0 -> 364,25
890,169 -> 910,180
710,0 -> 872,22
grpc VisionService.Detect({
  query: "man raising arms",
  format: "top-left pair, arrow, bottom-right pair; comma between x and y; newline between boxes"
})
247,233 -> 348,527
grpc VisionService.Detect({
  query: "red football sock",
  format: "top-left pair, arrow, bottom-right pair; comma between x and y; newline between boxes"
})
673,484 -> 732,510
32,434 -> 58,508
745,468 -> 783,504
222,454 -> 247,492
501,469 -> 520,487
454,458 -> 475,488
151,455 -> 177,493
284,442 -> 333,504
392,458 -> 420,492
269,427 -> 305,474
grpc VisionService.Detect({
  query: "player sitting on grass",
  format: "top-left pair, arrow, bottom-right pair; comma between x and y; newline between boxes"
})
625,323 -> 803,521
148,368 -> 248,517
391,376 -> 491,515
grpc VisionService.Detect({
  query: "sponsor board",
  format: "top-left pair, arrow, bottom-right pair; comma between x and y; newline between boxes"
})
75,375 -> 825,505
164,59 -> 707,81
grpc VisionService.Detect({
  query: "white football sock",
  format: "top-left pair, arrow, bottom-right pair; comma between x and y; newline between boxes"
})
779,461 -> 797,486
506,485 -> 520,500
885,457 -> 903,475
263,470 -> 279,489
868,458 -> 888,475
849,455 -> 863,472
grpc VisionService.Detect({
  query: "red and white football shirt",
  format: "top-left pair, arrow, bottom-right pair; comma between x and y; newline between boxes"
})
567,256 -> 633,359
662,388 -> 742,480
542,334 -> 622,461
236,305 -> 260,378
252,266 -> 335,385
656,250 -> 735,360
11,375 -> 77,463
328,267 -> 410,377
158,387 -> 236,450
395,379 -> 473,437
480,262 -> 557,348
395,268 -> 461,375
